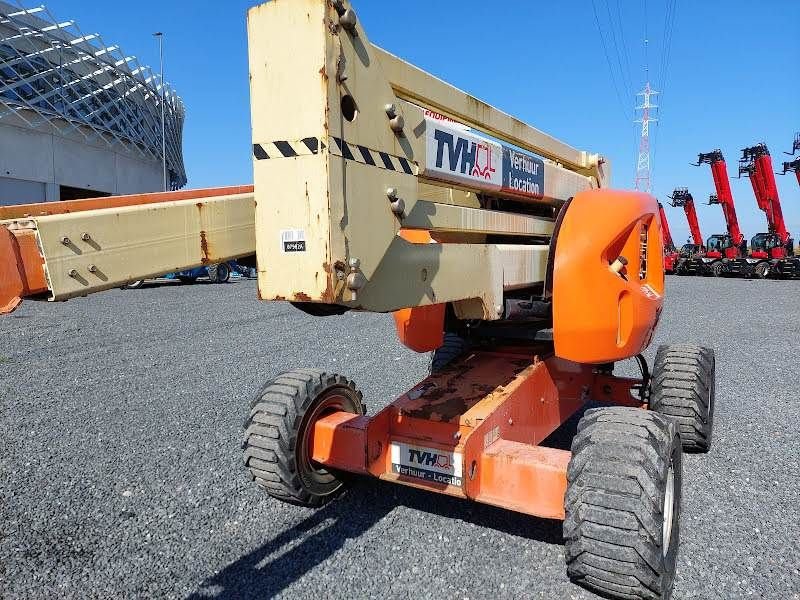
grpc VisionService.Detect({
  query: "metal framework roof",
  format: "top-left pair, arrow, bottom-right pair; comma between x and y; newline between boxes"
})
0,1 -> 186,189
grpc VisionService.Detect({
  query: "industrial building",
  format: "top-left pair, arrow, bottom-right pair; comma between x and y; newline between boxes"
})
0,1 -> 185,205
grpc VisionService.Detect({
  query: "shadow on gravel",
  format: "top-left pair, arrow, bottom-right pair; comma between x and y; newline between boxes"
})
188,409 -> 591,600
190,478 -> 565,600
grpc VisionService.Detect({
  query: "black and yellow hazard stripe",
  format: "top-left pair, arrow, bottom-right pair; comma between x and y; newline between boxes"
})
253,136 -> 416,176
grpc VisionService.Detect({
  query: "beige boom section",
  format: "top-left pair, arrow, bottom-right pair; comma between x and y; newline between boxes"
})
247,0 -> 607,320
0,188 -> 255,306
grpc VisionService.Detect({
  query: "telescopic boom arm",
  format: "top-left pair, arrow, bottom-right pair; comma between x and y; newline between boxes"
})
739,144 -> 789,244
658,202 -> 676,252
668,188 -> 703,246
694,150 -> 745,247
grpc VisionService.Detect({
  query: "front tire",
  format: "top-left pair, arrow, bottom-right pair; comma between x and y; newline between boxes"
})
650,345 -> 715,453
753,261 -> 769,279
207,262 -> 231,283
564,407 -> 682,600
710,262 -> 723,277
243,370 -> 365,507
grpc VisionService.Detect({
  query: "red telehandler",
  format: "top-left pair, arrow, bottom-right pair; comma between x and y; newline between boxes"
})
735,144 -> 795,278
667,188 -> 706,275
693,150 -> 747,276
783,132 -> 800,189
659,202 -> 680,273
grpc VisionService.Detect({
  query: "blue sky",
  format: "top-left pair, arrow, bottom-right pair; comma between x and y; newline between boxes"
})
47,0 -> 799,242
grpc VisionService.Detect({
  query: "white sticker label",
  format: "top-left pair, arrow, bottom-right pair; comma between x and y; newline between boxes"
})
280,229 -> 306,253
390,441 -> 463,486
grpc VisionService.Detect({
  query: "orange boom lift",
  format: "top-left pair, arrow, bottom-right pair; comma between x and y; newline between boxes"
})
1,3 -> 717,599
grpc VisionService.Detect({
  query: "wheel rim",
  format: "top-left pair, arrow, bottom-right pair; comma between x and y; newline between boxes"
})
298,388 -> 356,490
662,463 -> 675,555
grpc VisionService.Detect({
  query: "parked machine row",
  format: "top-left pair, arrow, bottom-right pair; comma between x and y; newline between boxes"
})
661,133 -> 799,278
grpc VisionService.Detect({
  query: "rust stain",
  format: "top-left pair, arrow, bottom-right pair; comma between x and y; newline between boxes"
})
273,295 -> 286,301
294,292 -> 312,302
199,230 -> 211,265
406,396 -> 469,422
320,262 -> 335,302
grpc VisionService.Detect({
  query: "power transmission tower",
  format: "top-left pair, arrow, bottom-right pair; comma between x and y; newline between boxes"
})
634,82 -> 658,193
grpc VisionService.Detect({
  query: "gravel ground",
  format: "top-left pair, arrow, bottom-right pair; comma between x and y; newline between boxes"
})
1,276 -> 798,599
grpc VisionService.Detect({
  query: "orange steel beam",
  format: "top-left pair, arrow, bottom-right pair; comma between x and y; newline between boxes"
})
0,185 -> 254,220
310,351 -> 644,520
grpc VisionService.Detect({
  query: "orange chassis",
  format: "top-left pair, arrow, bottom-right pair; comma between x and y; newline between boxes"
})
310,348 -> 643,520
306,189 -> 664,520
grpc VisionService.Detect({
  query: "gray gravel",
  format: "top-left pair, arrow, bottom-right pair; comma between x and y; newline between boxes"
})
1,276 -> 798,599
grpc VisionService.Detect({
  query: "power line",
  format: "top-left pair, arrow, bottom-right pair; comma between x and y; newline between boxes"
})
603,0 -> 633,99
613,0 -> 635,98
591,0 -> 632,125
643,0 -> 649,78
652,0 -> 679,190
656,0 -> 678,91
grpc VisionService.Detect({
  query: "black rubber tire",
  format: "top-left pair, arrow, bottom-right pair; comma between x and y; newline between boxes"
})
753,262 -> 769,279
208,263 -> 231,283
564,407 -> 682,600
430,333 -> 468,373
243,369 -> 365,507
710,262 -> 723,277
650,345 -> 715,453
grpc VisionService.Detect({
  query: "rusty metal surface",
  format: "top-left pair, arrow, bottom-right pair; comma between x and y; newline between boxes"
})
396,352 -> 533,423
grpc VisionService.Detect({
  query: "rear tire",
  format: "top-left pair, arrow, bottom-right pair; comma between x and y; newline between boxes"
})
650,345 -> 715,453
564,407 -> 682,600
430,333 -> 468,373
243,369 -> 365,507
